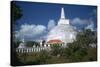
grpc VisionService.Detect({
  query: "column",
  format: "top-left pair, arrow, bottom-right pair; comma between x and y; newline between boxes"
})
34,48 -> 36,52
27,48 -> 28,53
31,48 -> 33,52
21,48 -> 23,53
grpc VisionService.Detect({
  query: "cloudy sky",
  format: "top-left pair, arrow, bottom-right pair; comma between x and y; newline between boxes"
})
13,1 -> 97,41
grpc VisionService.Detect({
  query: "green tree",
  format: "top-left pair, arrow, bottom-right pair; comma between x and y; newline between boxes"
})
66,42 -> 87,62
63,29 -> 97,62
38,50 -> 51,64
11,1 -> 22,23
50,44 -> 62,56
11,2 -> 23,66
26,41 -> 35,47
76,29 -> 96,48
14,40 -> 21,48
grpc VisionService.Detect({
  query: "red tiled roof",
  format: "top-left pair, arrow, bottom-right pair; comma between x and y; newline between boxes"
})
47,39 -> 63,44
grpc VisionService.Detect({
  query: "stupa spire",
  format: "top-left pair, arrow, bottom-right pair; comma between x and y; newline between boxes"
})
61,8 -> 65,19
58,7 -> 69,25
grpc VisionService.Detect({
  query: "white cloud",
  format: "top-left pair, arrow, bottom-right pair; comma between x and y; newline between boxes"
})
70,17 -> 95,31
85,20 -> 95,31
48,19 -> 56,31
71,17 -> 89,25
16,24 -> 47,40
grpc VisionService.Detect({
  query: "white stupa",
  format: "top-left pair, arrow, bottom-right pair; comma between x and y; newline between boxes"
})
18,38 -> 26,48
47,8 -> 77,44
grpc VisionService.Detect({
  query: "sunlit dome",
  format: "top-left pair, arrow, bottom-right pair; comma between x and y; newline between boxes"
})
47,8 -> 77,44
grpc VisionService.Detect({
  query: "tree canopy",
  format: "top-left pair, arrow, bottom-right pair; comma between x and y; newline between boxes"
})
11,2 -> 22,23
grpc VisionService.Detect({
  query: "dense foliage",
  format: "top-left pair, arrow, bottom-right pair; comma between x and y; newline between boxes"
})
11,2 -> 22,23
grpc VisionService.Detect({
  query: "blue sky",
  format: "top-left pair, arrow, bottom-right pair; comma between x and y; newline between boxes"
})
13,1 -> 97,41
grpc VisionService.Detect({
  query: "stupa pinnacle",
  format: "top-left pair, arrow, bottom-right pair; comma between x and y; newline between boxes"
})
61,8 -> 65,19
58,7 -> 69,25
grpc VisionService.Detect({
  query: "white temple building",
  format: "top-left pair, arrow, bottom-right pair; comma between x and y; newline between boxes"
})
16,7 -> 77,53
16,38 -> 51,53
18,39 -> 26,48
46,8 -> 77,45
